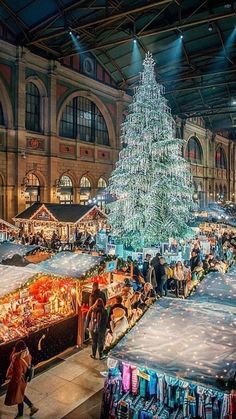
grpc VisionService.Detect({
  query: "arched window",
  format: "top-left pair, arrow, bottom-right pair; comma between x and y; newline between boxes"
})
80,176 -> 91,205
59,175 -> 73,204
26,82 -> 40,132
25,173 -> 40,208
215,146 -> 227,169
59,96 -> 109,145
97,177 -> 107,210
0,102 -> 4,125
185,137 -> 203,164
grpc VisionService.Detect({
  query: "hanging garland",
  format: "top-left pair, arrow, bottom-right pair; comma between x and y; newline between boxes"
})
0,255 -> 127,303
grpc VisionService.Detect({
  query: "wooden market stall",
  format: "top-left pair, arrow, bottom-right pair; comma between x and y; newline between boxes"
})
0,265 -> 79,385
13,202 -> 107,242
0,242 -> 52,266
0,219 -> 19,242
0,253 -> 121,384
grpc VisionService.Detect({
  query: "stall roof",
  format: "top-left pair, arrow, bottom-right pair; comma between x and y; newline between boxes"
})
0,242 -> 40,263
13,203 -> 107,223
0,219 -> 18,232
27,252 -> 102,279
109,299 -> 236,391
0,265 -> 36,298
191,269 -> 236,308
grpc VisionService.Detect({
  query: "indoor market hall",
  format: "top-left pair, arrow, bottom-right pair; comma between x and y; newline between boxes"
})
0,1 -> 235,419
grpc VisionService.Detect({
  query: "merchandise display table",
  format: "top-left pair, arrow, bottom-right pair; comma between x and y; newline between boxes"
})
102,292 -> 236,418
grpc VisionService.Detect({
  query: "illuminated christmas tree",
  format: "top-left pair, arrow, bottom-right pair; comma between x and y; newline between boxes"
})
108,52 -> 194,249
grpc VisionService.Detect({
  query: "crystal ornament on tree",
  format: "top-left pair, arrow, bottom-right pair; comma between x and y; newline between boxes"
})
108,52 -> 194,249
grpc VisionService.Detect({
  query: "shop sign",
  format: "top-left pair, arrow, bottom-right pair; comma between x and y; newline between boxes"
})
105,260 -> 117,273
37,211 -> 50,220
32,208 -> 54,221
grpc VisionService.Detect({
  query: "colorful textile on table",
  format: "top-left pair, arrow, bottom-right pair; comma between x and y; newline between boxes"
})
122,362 -> 131,392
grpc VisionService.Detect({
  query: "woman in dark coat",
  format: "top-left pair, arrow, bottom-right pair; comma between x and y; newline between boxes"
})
5,340 -> 38,419
86,298 -> 108,360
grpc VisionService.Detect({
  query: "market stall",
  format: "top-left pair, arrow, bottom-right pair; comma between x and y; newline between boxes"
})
0,219 -> 19,242
13,202 -> 107,242
101,298 -> 236,418
27,252 -> 126,303
0,242 -> 40,263
191,267 -> 236,307
0,266 -> 78,385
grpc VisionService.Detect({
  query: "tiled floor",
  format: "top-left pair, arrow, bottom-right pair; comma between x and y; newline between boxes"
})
62,390 -> 103,419
0,346 -> 106,419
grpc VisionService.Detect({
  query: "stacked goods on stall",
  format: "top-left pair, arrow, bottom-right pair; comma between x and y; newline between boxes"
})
0,268 -> 76,344
101,298 -> 236,418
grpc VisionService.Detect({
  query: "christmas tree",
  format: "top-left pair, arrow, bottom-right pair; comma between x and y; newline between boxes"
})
108,52 -> 194,249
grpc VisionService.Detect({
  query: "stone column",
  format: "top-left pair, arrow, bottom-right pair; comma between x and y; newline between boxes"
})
14,47 -> 27,215
228,141 -> 233,201
48,60 -> 58,203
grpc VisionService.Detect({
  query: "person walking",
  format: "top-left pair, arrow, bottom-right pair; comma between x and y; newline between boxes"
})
142,254 -> 151,282
190,250 -> 200,272
159,257 -> 168,297
89,281 -> 106,307
4,340 -> 38,419
173,261 -> 185,298
86,298 -> 108,360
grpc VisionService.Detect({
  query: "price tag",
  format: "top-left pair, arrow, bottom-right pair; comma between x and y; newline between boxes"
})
137,370 -> 150,381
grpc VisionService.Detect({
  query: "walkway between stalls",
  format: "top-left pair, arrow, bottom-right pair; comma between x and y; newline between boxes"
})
0,346 -> 105,419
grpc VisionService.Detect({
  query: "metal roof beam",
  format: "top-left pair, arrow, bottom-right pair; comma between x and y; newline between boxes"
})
54,10 -> 236,55
28,0 -> 88,33
138,1 -> 173,35
215,22 -> 235,66
177,110 -> 236,117
166,80 -> 236,93
27,1 -> 176,44
0,0 -> 30,41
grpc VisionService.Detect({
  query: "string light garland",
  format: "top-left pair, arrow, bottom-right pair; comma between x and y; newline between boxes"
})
108,52 -> 194,250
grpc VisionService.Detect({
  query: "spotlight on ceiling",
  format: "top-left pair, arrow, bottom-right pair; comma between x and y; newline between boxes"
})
180,34 -> 183,39
133,37 -> 137,43
232,100 -> 236,105
208,23 -> 213,32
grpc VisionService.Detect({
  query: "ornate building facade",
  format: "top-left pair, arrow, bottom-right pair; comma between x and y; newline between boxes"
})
0,39 -> 235,222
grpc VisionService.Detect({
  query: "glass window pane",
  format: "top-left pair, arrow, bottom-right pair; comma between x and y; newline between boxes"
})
25,83 -> 40,132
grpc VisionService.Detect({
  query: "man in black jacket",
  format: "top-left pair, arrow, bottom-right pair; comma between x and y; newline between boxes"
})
89,282 -> 106,307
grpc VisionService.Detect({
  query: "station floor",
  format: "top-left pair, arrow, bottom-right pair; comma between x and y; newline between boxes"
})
0,346 -> 106,419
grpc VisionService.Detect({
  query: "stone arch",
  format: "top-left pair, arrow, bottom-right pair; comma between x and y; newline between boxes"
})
97,176 -> 108,188
58,170 -> 77,187
25,76 -> 49,133
57,90 -> 116,148
185,135 -> 204,164
215,144 -> 227,169
79,173 -> 94,188
0,76 -> 14,128
25,170 -> 46,187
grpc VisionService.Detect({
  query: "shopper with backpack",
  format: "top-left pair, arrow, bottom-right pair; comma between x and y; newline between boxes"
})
86,298 -> 108,360
4,340 -> 38,419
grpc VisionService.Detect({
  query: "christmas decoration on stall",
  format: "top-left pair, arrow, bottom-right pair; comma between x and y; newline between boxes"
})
108,52 -> 194,249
